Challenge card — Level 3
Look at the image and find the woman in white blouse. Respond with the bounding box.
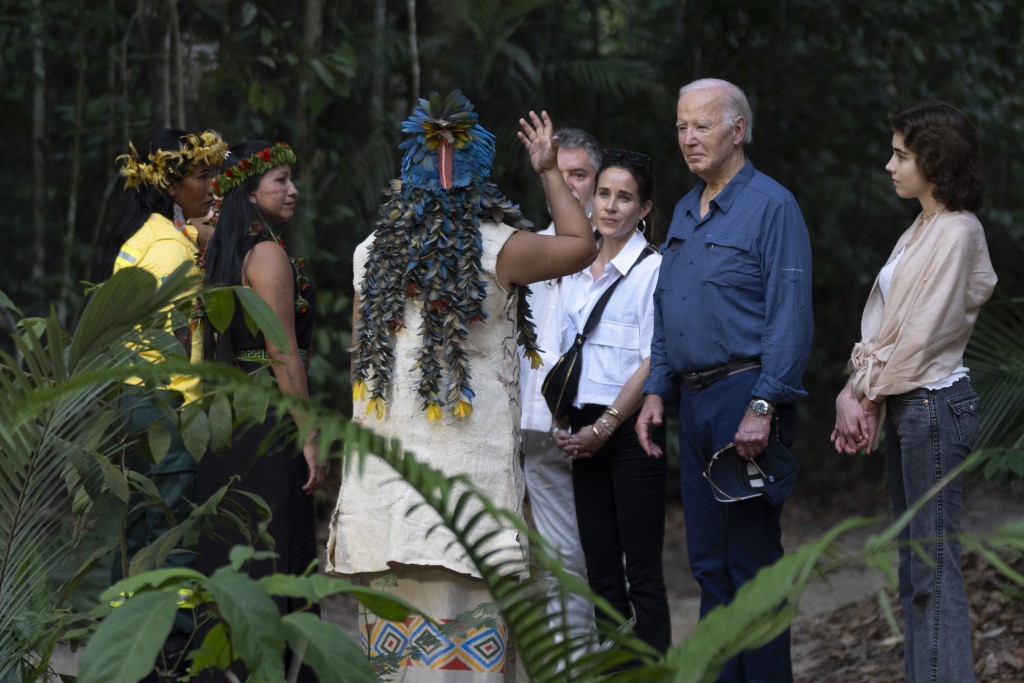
[832,101,996,683]
[551,148,670,653]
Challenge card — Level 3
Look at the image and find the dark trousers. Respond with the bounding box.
[677,371,794,683]
[571,404,671,652]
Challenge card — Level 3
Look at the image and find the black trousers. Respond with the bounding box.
[570,404,671,652]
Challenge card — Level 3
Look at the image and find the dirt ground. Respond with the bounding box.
[318,474,1024,681]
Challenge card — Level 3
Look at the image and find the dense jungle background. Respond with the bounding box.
[1,0,1023,495]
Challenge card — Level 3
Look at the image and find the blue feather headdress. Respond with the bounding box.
[351,91,539,421]
[399,90,496,191]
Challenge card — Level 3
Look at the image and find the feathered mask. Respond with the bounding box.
[399,90,496,191]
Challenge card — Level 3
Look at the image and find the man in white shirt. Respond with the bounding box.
[520,128,602,645]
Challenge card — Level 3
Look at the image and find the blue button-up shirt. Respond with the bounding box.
[644,160,813,404]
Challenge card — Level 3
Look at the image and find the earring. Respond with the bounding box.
[173,203,186,231]
[636,218,647,235]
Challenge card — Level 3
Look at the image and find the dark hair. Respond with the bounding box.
[596,148,657,238]
[889,101,983,212]
[92,128,195,281]
[202,139,284,362]
[554,127,602,174]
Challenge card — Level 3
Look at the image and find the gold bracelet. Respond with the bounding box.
[596,416,617,435]
[604,406,623,420]
[591,425,609,441]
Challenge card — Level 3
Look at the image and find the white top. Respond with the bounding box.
[879,244,967,390]
[520,224,566,432]
[327,221,527,579]
[559,230,661,408]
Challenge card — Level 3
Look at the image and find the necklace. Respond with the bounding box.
[250,222,311,313]
[173,204,206,269]
[919,207,941,223]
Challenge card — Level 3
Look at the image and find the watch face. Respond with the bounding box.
[751,399,772,415]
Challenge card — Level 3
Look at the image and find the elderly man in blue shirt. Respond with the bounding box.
[637,78,812,683]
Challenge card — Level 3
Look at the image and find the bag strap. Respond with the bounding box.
[579,246,655,338]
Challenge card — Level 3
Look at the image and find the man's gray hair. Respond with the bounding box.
[679,79,754,144]
[554,128,602,174]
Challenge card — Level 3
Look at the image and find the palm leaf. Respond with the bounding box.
[0,265,200,676]
[963,296,1024,478]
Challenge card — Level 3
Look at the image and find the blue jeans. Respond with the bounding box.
[885,377,978,683]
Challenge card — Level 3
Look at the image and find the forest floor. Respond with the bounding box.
[319,474,1024,682]
[781,476,1024,683]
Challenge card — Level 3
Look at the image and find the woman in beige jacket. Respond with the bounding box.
[832,101,996,683]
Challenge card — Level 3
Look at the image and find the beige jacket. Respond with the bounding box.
[848,210,996,404]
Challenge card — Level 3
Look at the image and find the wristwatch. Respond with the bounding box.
[749,398,775,416]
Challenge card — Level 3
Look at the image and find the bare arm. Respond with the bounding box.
[496,111,597,289]
[244,241,326,493]
[567,358,650,459]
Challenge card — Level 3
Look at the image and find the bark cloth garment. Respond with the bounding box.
[328,221,526,682]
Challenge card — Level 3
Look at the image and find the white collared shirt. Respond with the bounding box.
[559,230,661,408]
[520,225,568,431]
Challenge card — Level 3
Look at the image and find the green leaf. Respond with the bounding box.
[147,420,171,465]
[309,58,335,89]
[100,567,206,602]
[232,377,270,426]
[209,392,233,454]
[96,454,129,503]
[282,612,378,683]
[0,289,19,313]
[241,2,257,27]
[201,288,236,333]
[191,621,233,673]
[235,286,290,354]
[205,568,286,682]
[180,401,211,460]
[77,590,179,683]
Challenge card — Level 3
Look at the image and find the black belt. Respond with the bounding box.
[681,358,761,391]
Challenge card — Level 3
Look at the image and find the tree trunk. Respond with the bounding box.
[291,0,325,256]
[371,0,386,118]
[168,0,185,127]
[407,0,420,102]
[58,0,87,326]
[30,0,46,298]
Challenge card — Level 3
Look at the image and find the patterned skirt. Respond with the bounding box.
[360,565,515,682]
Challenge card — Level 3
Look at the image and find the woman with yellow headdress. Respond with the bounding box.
[93,127,227,676]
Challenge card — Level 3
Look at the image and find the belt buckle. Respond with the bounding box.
[684,364,727,391]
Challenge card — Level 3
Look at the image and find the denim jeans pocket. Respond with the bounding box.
[947,393,981,448]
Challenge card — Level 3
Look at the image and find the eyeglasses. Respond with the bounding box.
[602,148,651,171]
[702,441,768,502]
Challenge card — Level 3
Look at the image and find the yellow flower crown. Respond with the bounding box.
[116,130,228,190]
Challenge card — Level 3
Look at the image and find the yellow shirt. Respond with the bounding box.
[114,213,204,402]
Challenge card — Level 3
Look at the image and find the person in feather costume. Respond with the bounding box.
[327,91,596,681]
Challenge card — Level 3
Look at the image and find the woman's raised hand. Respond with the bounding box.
[517,110,559,175]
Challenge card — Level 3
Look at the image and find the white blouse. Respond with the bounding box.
[558,230,661,408]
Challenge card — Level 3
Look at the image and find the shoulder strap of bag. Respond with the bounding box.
[580,246,655,337]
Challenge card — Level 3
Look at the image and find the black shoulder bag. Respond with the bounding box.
[541,248,654,419]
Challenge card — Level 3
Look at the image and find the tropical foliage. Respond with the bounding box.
[2,0,1022,488]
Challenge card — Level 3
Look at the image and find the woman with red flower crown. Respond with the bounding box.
[195,140,327,682]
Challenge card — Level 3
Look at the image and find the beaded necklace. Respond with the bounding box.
[173,203,207,269]
[249,221,310,313]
